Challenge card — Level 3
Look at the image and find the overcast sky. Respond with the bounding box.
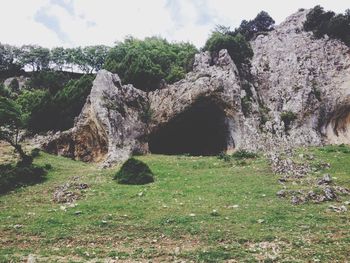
[0,0,349,48]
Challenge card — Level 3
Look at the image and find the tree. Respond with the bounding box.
[203,31,253,66]
[51,47,67,70]
[235,11,275,40]
[0,43,22,73]
[83,45,110,73]
[304,6,350,46]
[0,96,31,164]
[19,45,51,71]
[103,36,197,91]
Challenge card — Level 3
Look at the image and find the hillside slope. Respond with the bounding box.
[1,146,350,262]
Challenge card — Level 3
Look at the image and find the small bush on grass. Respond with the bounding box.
[31,148,41,158]
[0,163,47,194]
[115,158,154,185]
[218,150,258,163]
[232,150,258,160]
[218,152,232,162]
[319,144,350,154]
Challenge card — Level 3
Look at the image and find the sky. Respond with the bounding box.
[0,0,349,48]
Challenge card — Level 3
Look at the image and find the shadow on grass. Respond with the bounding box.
[0,162,48,195]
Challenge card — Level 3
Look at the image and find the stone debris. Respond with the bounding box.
[323,187,337,201]
[317,174,332,185]
[269,152,310,178]
[328,205,348,213]
[278,185,347,205]
[334,186,350,195]
[27,254,36,263]
[53,178,89,204]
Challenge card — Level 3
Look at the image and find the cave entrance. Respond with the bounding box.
[149,98,228,156]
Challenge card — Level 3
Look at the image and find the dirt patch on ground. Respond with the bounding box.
[0,229,203,262]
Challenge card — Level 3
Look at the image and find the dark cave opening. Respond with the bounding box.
[149,99,228,156]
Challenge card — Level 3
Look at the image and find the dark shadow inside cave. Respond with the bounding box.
[149,98,228,156]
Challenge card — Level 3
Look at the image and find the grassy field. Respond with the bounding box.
[0,146,349,262]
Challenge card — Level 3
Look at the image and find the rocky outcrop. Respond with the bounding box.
[250,10,350,149]
[44,72,149,165]
[44,49,244,166]
[3,76,28,92]
[43,9,350,166]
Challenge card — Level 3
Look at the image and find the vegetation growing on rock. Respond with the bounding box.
[203,11,275,68]
[280,111,297,131]
[304,5,350,46]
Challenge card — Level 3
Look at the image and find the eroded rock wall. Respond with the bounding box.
[43,9,350,166]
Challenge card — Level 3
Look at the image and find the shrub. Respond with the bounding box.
[232,150,258,159]
[241,96,252,116]
[218,150,258,162]
[280,111,297,131]
[44,163,53,170]
[0,163,47,194]
[115,158,155,185]
[0,83,12,98]
[31,148,41,158]
[217,152,232,162]
[203,32,253,67]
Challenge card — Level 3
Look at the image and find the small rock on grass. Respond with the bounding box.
[317,174,332,185]
[328,205,347,213]
[174,247,181,255]
[27,254,36,263]
[277,190,287,197]
[210,209,219,216]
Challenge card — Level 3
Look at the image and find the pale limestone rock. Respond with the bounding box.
[43,9,350,166]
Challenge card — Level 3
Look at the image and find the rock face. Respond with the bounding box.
[250,10,350,148]
[43,9,350,166]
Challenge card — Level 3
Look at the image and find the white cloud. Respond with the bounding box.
[0,0,349,48]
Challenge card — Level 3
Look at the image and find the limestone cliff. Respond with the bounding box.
[43,9,350,166]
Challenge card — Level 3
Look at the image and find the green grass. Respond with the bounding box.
[0,146,349,262]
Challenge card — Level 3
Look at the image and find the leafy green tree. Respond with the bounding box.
[0,84,12,98]
[16,89,52,132]
[304,6,350,46]
[52,75,94,129]
[83,45,110,73]
[304,5,335,38]
[203,31,253,66]
[26,71,76,94]
[0,43,22,73]
[16,75,93,132]
[19,45,51,71]
[0,96,31,163]
[104,36,197,91]
[51,47,67,70]
[235,11,275,40]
